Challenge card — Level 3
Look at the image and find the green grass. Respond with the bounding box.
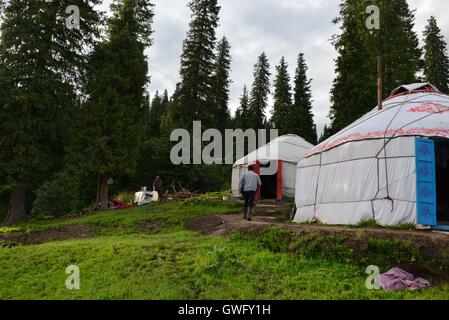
[0,201,240,235]
[0,201,449,300]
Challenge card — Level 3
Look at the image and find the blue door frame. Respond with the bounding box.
[415,138,438,227]
[415,138,449,231]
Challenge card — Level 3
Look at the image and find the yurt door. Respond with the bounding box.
[255,161,261,200]
[415,138,437,227]
[276,160,283,201]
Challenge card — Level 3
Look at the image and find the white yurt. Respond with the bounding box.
[232,134,314,201]
[294,83,449,230]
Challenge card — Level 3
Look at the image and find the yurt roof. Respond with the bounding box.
[234,134,314,167]
[307,83,449,157]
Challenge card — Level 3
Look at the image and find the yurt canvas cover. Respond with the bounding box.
[294,83,449,229]
[232,135,314,200]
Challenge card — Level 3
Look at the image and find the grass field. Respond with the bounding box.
[0,201,448,300]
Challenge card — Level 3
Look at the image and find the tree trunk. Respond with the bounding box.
[96,172,112,212]
[5,187,26,225]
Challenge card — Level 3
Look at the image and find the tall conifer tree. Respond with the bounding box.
[234,85,250,130]
[0,0,101,224]
[289,53,317,144]
[165,0,220,131]
[248,52,271,130]
[212,36,232,130]
[328,0,422,136]
[271,57,292,134]
[68,0,154,211]
[423,16,449,93]
[149,91,167,136]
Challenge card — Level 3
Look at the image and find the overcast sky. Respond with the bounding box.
[102,0,449,134]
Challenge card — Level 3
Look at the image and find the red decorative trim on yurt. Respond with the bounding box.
[408,103,449,114]
[306,127,449,157]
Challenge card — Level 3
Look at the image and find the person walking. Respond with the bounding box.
[238,165,262,221]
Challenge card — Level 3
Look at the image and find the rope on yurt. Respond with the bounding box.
[376,93,449,155]
[376,91,412,212]
[312,150,324,214]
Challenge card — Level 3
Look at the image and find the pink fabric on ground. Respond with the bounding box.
[379,267,431,291]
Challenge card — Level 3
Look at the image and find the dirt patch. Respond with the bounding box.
[137,220,169,233]
[399,264,449,286]
[185,215,227,236]
[0,224,94,246]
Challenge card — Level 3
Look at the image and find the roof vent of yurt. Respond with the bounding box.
[388,83,440,99]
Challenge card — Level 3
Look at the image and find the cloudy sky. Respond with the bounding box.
[103,0,449,134]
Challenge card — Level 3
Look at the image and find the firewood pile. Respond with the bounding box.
[167,182,199,200]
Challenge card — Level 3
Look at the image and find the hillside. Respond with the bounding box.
[0,200,449,300]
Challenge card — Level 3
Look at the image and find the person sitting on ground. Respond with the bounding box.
[238,165,262,221]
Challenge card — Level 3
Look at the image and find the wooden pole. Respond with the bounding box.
[377,56,383,111]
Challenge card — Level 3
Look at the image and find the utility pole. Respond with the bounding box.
[377,56,383,111]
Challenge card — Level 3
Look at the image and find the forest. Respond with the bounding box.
[0,0,448,226]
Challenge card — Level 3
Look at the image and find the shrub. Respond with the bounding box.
[33,170,96,216]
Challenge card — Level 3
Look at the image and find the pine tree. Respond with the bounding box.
[149,91,164,136]
[0,0,102,224]
[165,0,220,131]
[328,0,422,135]
[271,57,292,134]
[234,85,250,130]
[423,16,449,94]
[212,36,232,130]
[376,0,422,94]
[68,0,154,211]
[149,89,169,136]
[320,124,332,142]
[248,52,271,130]
[162,89,169,109]
[289,53,317,144]
[328,0,376,135]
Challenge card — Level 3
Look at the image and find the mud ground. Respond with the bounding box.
[0,224,94,245]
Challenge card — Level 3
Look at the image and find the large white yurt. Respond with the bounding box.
[232,134,314,201]
[294,83,449,230]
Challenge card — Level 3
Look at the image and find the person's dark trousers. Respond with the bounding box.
[243,191,256,220]
[155,189,162,202]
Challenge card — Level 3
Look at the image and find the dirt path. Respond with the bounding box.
[186,213,449,241]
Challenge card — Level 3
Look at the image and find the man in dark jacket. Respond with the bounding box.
[238,165,262,221]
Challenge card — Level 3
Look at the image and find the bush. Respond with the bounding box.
[33,170,96,216]
[115,192,135,204]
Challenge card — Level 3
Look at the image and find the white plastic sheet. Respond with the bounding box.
[134,191,157,206]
